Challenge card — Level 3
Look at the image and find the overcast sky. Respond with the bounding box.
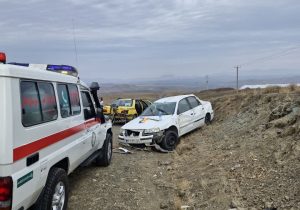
[1,0,300,82]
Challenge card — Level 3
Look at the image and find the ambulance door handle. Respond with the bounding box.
[87,125,98,133]
[27,153,39,167]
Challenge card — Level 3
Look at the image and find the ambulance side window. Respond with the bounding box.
[38,82,58,122]
[21,81,58,127]
[57,84,81,118]
[68,84,81,115]
[81,91,96,120]
[21,81,43,126]
[57,84,71,118]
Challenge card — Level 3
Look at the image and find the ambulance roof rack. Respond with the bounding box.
[7,62,29,67]
[1,52,79,77]
[7,63,79,77]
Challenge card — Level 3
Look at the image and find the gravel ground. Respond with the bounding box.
[68,126,176,210]
[68,90,300,210]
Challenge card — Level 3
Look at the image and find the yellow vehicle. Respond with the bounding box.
[103,98,151,124]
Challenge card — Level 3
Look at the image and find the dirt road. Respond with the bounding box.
[68,126,177,210]
[68,89,300,210]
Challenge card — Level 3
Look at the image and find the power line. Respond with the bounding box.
[233,44,300,91]
[240,45,300,67]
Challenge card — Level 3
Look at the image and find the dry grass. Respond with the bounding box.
[261,85,300,94]
[288,84,297,92]
[102,91,194,104]
[262,86,281,94]
[101,85,300,105]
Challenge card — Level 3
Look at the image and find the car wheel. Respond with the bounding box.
[95,133,113,167]
[35,168,69,210]
[205,113,211,125]
[160,130,178,151]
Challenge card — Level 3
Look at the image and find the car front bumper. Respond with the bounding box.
[118,135,153,145]
[118,131,165,145]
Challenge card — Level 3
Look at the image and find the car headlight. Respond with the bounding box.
[144,127,160,134]
[119,129,125,136]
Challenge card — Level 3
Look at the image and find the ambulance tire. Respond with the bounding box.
[95,133,113,167]
[35,167,69,210]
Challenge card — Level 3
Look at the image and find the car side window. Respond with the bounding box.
[81,91,96,120]
[21,81,58,127]
[177,98,192,115]
[187,96,201,109]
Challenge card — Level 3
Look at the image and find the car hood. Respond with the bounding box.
[122,115,174,130]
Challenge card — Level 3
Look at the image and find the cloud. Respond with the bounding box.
[1,0,300,80]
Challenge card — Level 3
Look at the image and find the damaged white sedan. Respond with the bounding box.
[118,94,214,151]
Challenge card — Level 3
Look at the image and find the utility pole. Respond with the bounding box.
[235,66,240,92]
[206,75,208,90]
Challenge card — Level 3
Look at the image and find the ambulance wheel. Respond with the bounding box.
[95,133,113,167]
[36,167,69,210]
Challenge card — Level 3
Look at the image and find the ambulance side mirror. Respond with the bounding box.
[96,108,105,123]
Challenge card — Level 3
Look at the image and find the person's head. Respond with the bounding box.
[100,97,103,101]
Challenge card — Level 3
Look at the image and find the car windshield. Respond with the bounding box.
[112,99,133,107]
[141,102,176,116]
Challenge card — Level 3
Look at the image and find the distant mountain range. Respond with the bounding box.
[82,73,300,93]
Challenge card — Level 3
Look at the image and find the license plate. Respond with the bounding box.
[125,138,140,143]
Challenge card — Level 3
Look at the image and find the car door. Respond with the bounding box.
[80,91,101,157]
[187,96,206,129]
[177,98,194,136]
[135,100,143,115]
[140,100,149,112]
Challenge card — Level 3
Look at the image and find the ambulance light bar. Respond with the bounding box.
[46,65,78,77]
[1,52,78,77]
[0,52,6,64]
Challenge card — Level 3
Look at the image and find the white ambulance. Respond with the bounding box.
[0,53,113,210]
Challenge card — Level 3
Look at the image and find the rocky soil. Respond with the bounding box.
[68,89,300,210]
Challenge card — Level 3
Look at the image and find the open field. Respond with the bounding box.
[68,87,300,210]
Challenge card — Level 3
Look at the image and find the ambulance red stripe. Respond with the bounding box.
[13,119,99,162]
